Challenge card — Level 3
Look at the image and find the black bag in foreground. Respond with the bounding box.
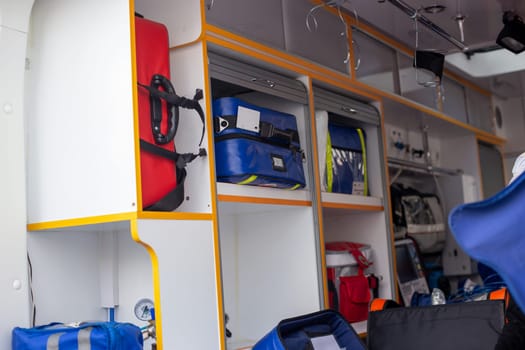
[367,299,505,350]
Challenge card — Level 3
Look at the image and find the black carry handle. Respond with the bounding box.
[146,74,179,145]
[139,74,206,146]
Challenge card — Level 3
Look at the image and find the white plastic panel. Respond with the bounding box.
[137,219,220,349]
[169,43,213,213]
[26,0,137,223]
[134,0,202,47]
[0,15,31,348]
[219,206,321,345]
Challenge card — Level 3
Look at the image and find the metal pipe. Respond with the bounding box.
[386,0,468,51]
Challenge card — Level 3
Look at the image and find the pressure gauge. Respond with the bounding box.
[134,298,154,321]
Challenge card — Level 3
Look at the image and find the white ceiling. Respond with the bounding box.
[341,0,525,98]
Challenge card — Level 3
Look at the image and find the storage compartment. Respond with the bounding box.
[353,29,398,93]
[27,224,156,349]
[205,0,285,49]
[218,203,321,347]
[313,85,385,203]
[322,210,395,334]
[209,51,313,199]
[213,97,306,189]
[282,0,350,73]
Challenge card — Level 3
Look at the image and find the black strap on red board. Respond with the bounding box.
[138,73,207,211]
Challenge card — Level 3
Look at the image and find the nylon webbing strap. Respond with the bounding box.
[46,332,65,350]
[139,139,206,169]
[214,115,300,145]
[139,82,205,146]
[145,167,187,212]
[78,327,93,350]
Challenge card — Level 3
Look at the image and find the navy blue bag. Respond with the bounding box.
[12,321,143,350]
[252,310,366,350]
[213,97,306,189]
[326,122,367,195]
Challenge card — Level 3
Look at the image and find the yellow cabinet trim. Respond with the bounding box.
[27,212,137,232]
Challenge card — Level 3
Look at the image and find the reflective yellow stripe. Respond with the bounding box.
[357,128,368,196]
[288,184,301,190]
[237,175,258,185]
[326,132,333,193]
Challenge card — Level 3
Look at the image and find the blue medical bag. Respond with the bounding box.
[213,97,306,189]
[326,122,367,195]
[12,321,143,350]
[252,309,366,350]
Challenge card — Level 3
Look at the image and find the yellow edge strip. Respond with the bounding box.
[27,212,137,232]
[350,80,506,145]
[129,1,143,212]
[205,28,503,147]
[201,34,227,350]
[129,219,164,350]
[347,13,491,97]
[476,132,507,146]
[137,211,213,221]
[217,195,312,207]
[305,78,330,309]
[204,29,380,103]
[377,100,402,303]
[205,24,346,81]
[321,202,384,211]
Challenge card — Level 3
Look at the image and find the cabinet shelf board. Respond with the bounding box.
[321,192,384,212]
[217,182,311,205]
[27,213,135,233]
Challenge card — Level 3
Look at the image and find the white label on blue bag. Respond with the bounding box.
[237,106,260,133]
[310,334,344,350]
[352,181,365,195]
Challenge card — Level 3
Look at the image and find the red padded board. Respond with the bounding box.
[135,16,177,209]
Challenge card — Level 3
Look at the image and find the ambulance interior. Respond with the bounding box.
[3,0,525,349]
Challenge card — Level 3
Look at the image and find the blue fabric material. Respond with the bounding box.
[12,322,143,350]
[213,97,305,189]
[252,310,366,350]
[327,123,365,195]
[449,170,525,314]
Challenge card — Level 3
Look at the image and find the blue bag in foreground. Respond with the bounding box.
[252,309,365,350]
[12,321,143,350]
[213,97,306,189]
[449,169,525,315]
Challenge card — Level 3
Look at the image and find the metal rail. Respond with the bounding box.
[387,0,468,51]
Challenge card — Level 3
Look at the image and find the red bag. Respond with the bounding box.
[339,274,371,323]
[135,15,205,211]
[326,241,373,323]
